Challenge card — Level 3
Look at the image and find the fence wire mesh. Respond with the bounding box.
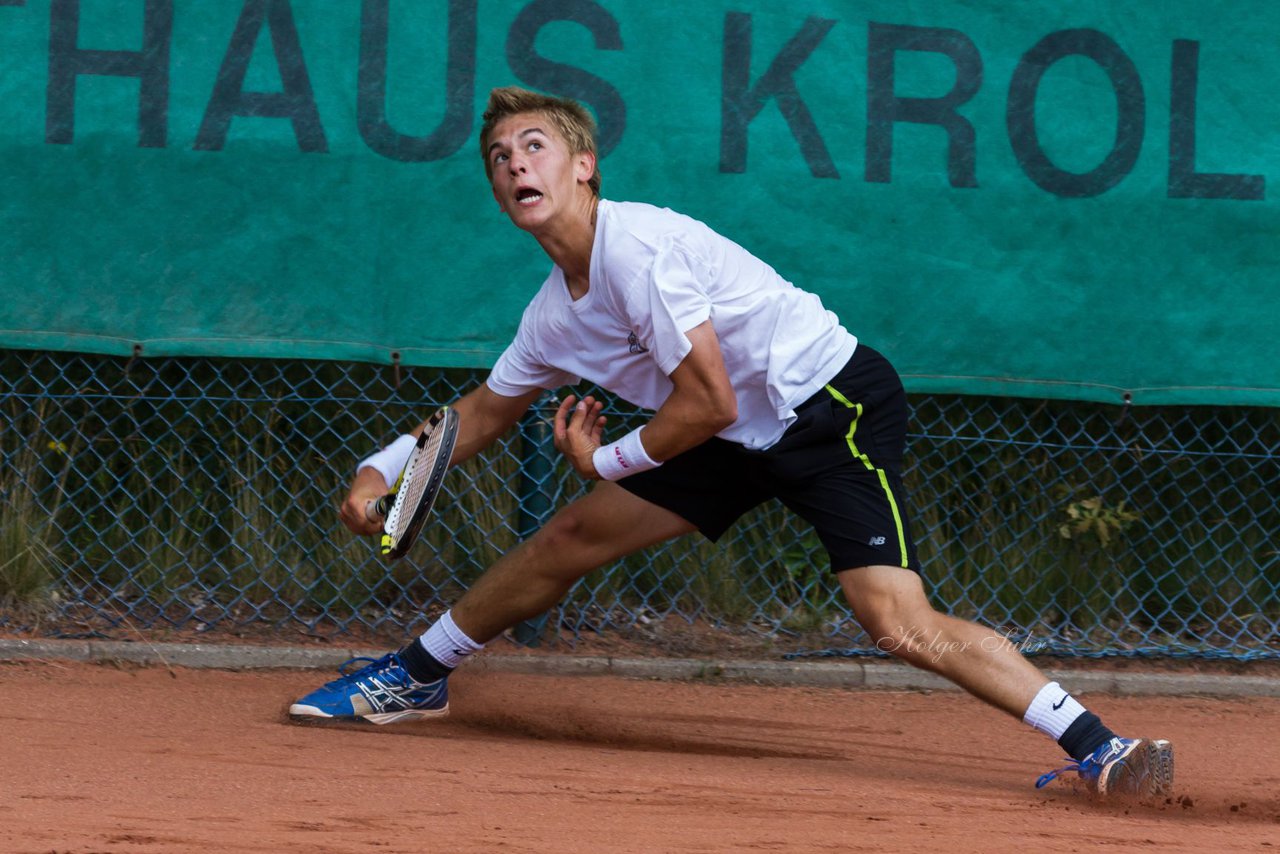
[2,348,1278,659]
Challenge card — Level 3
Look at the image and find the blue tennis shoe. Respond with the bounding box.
[289,652,449,725]
[1036,736,1174,798]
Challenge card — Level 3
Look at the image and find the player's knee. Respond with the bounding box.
[841,566,936,652]
[536,512,585,550]
[526,504,600,563]
[855,600,940,660]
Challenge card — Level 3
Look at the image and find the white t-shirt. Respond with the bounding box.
[486,200,857,450]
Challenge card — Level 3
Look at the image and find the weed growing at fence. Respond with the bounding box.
[0,400,74,608]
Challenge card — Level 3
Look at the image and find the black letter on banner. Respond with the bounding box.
[46,0,173,146]
[1168,40,1263,201]
[195,0,327,152]
[358,0,476,162]
[507,0,625,156]
[865,23,981,187]
[1007,29,1144,198]
[721,12,837,177]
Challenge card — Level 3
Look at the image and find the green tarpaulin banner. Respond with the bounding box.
[2,1,1276,405]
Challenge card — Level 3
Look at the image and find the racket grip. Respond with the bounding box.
[365,494,393,523]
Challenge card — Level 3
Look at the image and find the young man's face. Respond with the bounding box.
[487,111,595,232]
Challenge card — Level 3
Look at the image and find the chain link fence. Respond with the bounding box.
[2,348,1278,660]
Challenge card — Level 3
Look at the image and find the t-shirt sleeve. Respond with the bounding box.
[486,308,579,397]
[626,240,713,376]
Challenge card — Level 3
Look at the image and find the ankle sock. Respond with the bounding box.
[399,610,485,682]
[398,637,452,682]
[1058,712,1118,763]
[1022,681,1117,762]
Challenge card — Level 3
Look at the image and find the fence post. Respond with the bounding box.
[509,393,558,646]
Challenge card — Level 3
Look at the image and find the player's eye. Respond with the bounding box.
[492,151,508,164]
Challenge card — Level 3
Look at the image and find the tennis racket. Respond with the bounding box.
[364,406,460,560]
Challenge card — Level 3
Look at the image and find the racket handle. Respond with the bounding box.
[365,494,393,523]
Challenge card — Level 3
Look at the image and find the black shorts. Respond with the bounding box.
[618,345,920,573]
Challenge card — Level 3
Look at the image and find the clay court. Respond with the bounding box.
[3,658,1277,853]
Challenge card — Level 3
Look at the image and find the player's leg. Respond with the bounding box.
[449,482,696,641]
[839,564,1174,797]
[289,483,694,725]
[837,564,1045,715]
[781,346,1172,797]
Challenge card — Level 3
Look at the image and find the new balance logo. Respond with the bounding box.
[868,536,886,546]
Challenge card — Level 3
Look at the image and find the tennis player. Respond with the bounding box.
[290,87,1173,799]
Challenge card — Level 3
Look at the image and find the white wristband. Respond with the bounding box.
[357,433,417,490]
[592,427,662,481]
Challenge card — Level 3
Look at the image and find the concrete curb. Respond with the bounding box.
[2,638,1278,698]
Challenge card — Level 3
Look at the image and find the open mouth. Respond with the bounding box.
[516,188,544,206]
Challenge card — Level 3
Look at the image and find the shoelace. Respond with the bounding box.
[1036,739,1127,788]
[1035,758,1085,788]
[319,653,398,689]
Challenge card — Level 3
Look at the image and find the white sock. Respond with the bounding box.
[418,610,485,670]
[1022,681,1087,741]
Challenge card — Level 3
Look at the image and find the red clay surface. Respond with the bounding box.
[2,659,1278,853]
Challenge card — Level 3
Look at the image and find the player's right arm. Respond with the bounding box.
[445,383,544,467]
[338,382,543,536]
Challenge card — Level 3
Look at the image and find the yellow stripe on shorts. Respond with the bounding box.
[824,384,909,568]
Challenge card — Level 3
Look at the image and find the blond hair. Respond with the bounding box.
[479,86,601,196]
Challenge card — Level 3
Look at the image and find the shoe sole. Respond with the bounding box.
[1152,739,1175,795]
[287,704,450,726]
[1097,738,1174,799]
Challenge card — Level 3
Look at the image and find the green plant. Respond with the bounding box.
[1058,495,1140,547]
[0,402,76,607]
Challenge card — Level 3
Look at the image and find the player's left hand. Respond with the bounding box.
[553,394,607,478]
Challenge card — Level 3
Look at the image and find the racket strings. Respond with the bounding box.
[385,449,426,539]
[398,460,431,512]
[386,427,446,540]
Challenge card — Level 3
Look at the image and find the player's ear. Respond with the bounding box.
[575,150,596,187]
